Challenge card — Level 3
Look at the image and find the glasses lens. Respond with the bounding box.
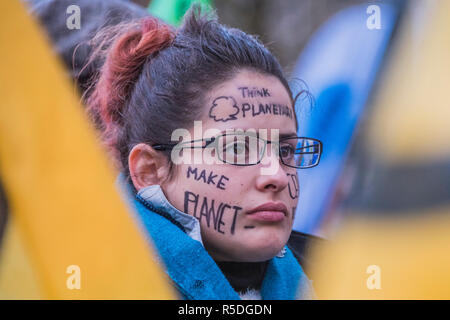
[217,133,264,165]
[280,138,321,168]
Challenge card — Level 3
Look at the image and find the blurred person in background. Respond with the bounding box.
[27,0,149,94]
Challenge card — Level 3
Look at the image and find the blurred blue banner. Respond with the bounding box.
[291,3,400,236]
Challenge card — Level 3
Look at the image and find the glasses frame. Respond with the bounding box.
[152,132,323,169]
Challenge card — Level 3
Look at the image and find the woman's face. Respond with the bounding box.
[162,69,299,262]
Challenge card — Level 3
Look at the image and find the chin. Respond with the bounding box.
[235,231,288,262]
[235,246,282,262]
[206,226,291,262]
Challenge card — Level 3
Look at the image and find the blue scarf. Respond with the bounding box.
[120,178,313,300]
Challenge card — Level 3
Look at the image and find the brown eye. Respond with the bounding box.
[280,144,295,159]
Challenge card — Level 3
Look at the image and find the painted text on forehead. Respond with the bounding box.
[208,86,294,124]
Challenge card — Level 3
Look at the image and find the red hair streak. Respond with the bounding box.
[87,18,175,161]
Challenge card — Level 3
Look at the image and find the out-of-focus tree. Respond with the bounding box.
[214,0,368,72]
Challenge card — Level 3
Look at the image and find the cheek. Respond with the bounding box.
[168,165,246,233]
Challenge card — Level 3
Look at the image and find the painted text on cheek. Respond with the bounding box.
[184,191,242,235]
[287,173,299,200]
[186,166,229,190]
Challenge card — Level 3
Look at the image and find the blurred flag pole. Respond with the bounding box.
[291,2,403,236]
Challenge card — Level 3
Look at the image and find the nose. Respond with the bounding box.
[255,143,289,192]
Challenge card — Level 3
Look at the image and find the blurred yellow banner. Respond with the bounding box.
[311,211,450,299]
[0,0,174,299]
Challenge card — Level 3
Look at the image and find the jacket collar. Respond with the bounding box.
[133,195,241,299]
[137,185,203,245]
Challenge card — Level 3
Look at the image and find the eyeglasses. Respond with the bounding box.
[152,132,322,169]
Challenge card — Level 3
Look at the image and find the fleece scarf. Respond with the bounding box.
[127,188,313,300]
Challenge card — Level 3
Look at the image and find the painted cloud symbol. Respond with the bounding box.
[209,96,239,122]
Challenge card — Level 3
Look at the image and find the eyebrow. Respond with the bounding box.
[280,132,298,139]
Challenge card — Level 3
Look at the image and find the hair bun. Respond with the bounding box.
[134,17,175,64]
[87,17,174,160]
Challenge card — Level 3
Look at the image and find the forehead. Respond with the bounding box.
[202,70,297,136]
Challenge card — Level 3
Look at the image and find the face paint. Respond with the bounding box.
[209,96,239,122]
[238,86,271,98]
[209,85,292,123]
[183,191,242,235]
[241,102,293,119]
[287,173,299,200]
[186,166,229,190]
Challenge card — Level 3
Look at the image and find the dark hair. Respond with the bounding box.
[87,6,294,181]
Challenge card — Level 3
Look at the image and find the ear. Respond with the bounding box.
[128,143,171,191]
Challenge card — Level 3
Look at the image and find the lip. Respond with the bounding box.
[246,202,288,222]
